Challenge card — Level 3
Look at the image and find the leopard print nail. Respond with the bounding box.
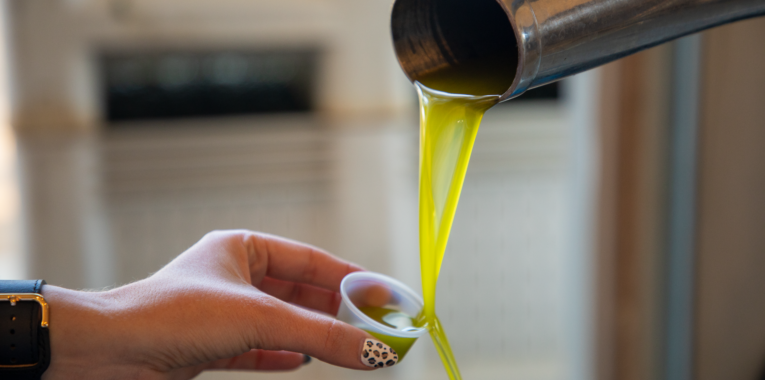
[361,339,398,368]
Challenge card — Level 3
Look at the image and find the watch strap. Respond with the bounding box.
[0,280,50,379]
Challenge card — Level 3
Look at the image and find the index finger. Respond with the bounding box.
[244,232,364,291]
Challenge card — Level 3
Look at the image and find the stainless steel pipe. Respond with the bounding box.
[391,0,765,100]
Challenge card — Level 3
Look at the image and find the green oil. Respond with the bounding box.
[359,306,419,359]
[414,59,510,379]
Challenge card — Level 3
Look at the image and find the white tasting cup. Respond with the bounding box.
[337,271,428,359]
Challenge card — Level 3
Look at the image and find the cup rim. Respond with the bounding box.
[340,271,428,338]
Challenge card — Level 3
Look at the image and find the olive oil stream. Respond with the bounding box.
[359,58,511,377]
[414,59,511,379]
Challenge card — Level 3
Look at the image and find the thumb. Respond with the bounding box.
[257,301,400,370]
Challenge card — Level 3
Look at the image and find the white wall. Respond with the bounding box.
[0,0,23,279]
[8,0,413,132]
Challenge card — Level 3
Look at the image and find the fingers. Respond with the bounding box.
[257,301,378,370]
[347,282,393,308]
[243,232,364,291]
[258,276,343,315]
[206,349,306,371]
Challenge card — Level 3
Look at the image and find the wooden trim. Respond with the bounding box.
[694,17,765,380]
[595,44,674,380]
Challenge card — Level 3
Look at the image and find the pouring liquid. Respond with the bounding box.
[414,57,512,379]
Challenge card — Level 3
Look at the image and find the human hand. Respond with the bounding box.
[40,230,394,379]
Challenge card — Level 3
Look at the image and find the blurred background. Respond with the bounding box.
[0,1,763,380]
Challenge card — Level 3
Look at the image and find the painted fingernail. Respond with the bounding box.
[302,355,312,365]
[361,339,398,368]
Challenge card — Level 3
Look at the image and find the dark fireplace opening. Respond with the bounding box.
[101,49,319,124]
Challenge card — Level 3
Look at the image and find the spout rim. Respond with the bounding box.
[390,0,539,99]
[499,0,541,101]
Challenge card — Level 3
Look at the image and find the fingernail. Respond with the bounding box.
[302,355,312,365]
[361,339,398,368]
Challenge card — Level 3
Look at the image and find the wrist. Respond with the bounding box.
[39,286,125,380]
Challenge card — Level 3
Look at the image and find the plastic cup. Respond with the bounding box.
[337,272,428,360]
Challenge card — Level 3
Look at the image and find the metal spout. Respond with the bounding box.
[391,0,765,100]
